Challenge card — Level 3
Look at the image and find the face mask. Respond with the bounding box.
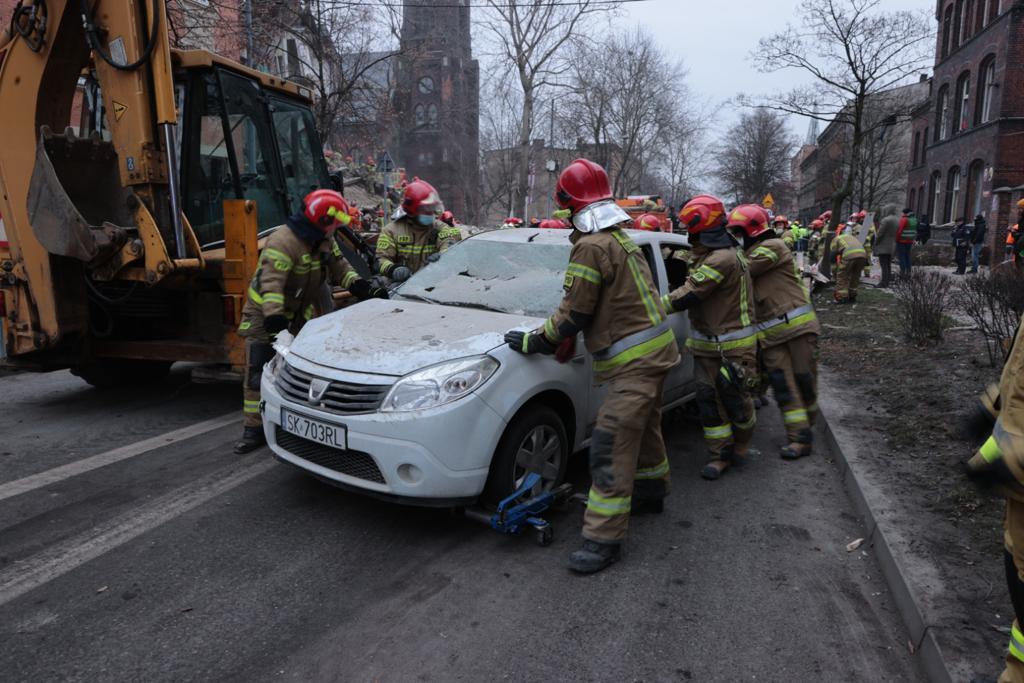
[416,214,434,226]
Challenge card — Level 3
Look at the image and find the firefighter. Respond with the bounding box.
[964,312,1024,683]
[501,217,524,229]
[832,229,868,303]
[440,210,457,228]
[664,195,758,480]
[504,159,679,574]
[807,219,825,265]
[633,213,661,231]
[729,205,821,459]
[376,179,462,281]
[234,190,387,453]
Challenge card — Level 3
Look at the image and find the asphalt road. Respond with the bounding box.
[0,367,922,682]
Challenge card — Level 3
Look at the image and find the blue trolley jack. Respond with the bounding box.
[465,472,575,546]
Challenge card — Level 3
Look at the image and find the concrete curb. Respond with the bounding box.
[817,375,954,683]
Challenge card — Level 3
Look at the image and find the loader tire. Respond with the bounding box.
[71,359,173,389]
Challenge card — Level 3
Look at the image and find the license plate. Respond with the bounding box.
[281,408,347,449]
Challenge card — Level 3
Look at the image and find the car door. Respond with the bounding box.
[647,237,694,404]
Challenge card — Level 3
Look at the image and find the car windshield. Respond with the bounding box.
[396,238,571,317]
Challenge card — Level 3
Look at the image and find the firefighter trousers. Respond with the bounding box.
[1000,497,1024,682]
[694,354,757,462]
[582,372,671,544]
[835,257,867,301]
[762,333,819,448]
[242,337,274,428]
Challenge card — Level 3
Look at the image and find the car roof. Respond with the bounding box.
[468,228,689,247]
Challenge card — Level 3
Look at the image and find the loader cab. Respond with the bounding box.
[177,63,331,249]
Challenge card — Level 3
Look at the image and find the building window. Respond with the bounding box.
[937,86,950,140]
[986,0,1000,25]
[922,128,929,162]
[909,187,917,213]
[912,132,920,166]
[953,0,965,47]
[417,152,434,166]
[942,5,953,58]
[968,160,985,217]
[964,0,976,39]
[427,104,438,127]
[948,166,962,222]
[955,72,970,132]
[286,39,301,78]
[974,0,985,33]
[918,184,927,217]
[931,172,943,222]
[414,104,426,127]
[979,57,997,123]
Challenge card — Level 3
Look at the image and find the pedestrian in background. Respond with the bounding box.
[917,214,932,245]
[952,220,970,275]
[970,213,987,274]
[874,204,898,288]
[895,208,917,278]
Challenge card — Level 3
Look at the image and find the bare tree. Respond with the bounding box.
[749,0,932,275]
[478,76,523,221]
[478,0,619,215]
[714,109,796,206]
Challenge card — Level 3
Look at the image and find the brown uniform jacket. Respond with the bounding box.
[239,226,357,339]
[982,319,1024,501]
[664,243,757,358]
[745,237,820,348]
[376,216,462,275]
[541,225,679,382]
[833,233,867,263]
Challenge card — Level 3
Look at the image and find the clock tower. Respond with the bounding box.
[395,0,480,223]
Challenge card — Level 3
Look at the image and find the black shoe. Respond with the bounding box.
[568,540,621,574]
[701,459,730,480]
[631,497,664,515]
[234,426,266,454]
[780,444,811,460]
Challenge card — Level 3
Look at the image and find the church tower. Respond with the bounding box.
[396,0,480,222]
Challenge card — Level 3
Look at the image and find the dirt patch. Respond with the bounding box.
[814,283,1009,677]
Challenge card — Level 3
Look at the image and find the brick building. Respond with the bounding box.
[907,0,1024,252]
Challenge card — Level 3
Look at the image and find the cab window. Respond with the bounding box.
[270,97,329,214]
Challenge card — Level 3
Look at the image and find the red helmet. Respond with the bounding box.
[820,210,833,221]
[772,214,788,227]
[633,213,660,231]
[367,156,376,164]
[440,210,456,227]
[401,178,443,217]
[345,155,353,163]
[303,189,352,234]
[811,219,824,230]
[679,195,726,234]
[836,223,847,235]
[555,159,613,213]
[504,217,524,226]
[726,204,771,238]
[539,219,567,229]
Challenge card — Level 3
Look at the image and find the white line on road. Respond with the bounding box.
[0,455,275,608]
[0,413,238,503]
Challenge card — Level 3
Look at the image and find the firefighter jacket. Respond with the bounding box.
[376,216,462,275]
[664,242,757,358]
[539,225,679,383]
[781,229,797,250]
[745,237,820,348]
[833,233,866,264]
[239,220,358,339]
[974,318,1024,502]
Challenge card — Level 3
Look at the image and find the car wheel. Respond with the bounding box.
[483,404,568,505]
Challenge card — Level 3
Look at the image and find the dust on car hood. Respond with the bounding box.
[288,298,541,376]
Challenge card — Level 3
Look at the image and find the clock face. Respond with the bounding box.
[418,77,435,94]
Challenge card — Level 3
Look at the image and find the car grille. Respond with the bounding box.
[275,428,385,484]
[276,361,390,414]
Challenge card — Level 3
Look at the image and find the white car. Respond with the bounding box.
[260,228,695,506]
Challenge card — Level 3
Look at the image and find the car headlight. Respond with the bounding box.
[269,330,294,379]
[381,356,499,412]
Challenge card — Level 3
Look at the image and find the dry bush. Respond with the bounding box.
[958,266,1024,366]
[893,270,955,343]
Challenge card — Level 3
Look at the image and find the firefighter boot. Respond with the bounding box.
[780,443,812,459]
[234,426,266,454]
[701,459,731,481]
[568,539,621,574]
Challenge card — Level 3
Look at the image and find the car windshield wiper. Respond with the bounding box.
[396,292,442,305]
[436,300,507,314]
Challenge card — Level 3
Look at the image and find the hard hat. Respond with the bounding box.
[401,178,444,217]
[811,219,824,230]
[821,210,833,220]
[345,155,353,163]
[726,204,771,238]
[1017,199,1024,210]
[367,156,376,164]
[772,214,788,226]
[554,159,613,213]
[440,210,456,227]
[504,216,523,226]
[678,195,726,234]
[539,219,568,229]
[302,189,352,234]
[633,213,661,231]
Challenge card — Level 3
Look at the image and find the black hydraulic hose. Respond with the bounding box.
[80,0,160,71]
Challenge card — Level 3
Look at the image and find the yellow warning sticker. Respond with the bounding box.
[112,101,128,122]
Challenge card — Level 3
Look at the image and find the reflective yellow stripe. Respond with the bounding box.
[611,229,640,254]
[341,270,358,288]
[331,241,342,257]
[759,311,818,339]
[544,317,559,343]
[566,262,602,285]
[248,287,264,304]
[686,334,758,353]
[662,293,673,311]
[980,436,1003,464]
[304,304,315,320]
[842,248,866,260]
[376,234,396,249]
[626,255,662,327]
[592,328,675,373]
[783,408,808,425]
[1011,623,1024,663]
[243,400,260,414]
[703,424,733,440]
[739,267,752,327]
[263,248,293,272]
[378,258,395,271]
[735,415,756,431]
[586,490,631,517]
[238,321,251,330]
[751,246,779,262]
[263,292,285,304]
[635,457,670,480]
[696,265,724,283]
[438,228,461,240]
[294,261,322,274]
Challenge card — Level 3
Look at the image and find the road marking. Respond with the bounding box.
[0,455,274,608]
[0,413,238,503]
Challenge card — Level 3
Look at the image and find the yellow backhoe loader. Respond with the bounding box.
[0,0,335,386]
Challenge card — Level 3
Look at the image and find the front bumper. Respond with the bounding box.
[261,365,501,502]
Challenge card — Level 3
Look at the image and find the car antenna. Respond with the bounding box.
[527,232,539,242]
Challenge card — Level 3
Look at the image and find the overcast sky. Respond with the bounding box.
[623,0,935,138]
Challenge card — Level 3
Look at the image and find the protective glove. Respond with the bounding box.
[504,330,557,355]
[264,314,289,335]
[348,278,387,301]
[425,253,441,264]
[391,266,412,282]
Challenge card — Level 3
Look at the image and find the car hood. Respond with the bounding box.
[288,298,542,376]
